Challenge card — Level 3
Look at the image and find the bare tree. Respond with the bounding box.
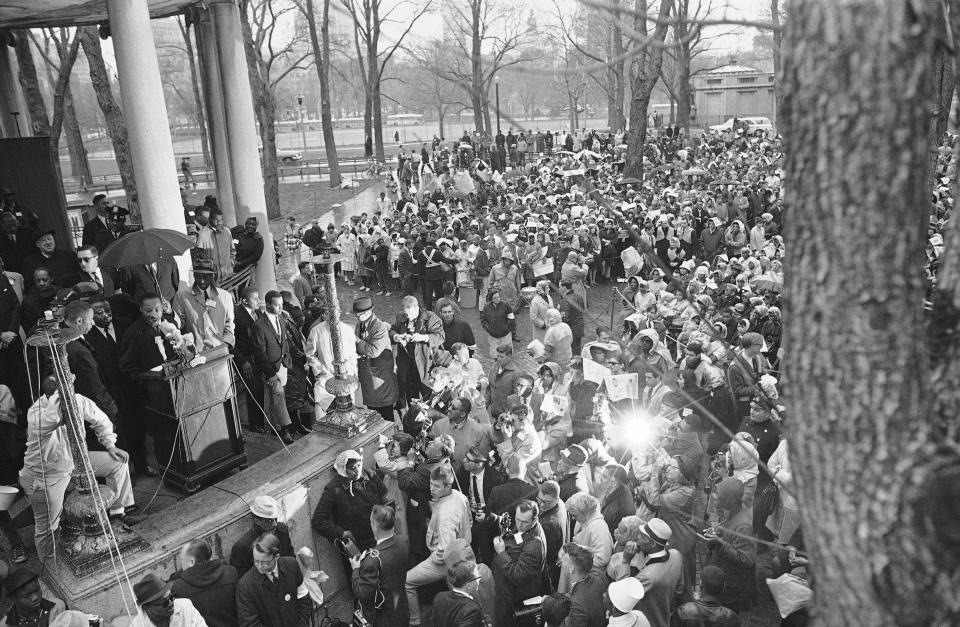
[340,0,432,161]
[12,31,51,137]
[78,27,137,207]
[29,29,89,186]
[241,0,312,220]
[409,40,470,140]
[623,0,673,179]
[441,0,532,134]
[303,0,342,187]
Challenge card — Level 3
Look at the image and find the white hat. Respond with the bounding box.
[640,517,672,546]
[250,495,280,519]
[607,578,645,612]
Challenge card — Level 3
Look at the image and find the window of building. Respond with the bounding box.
[737,77,756,84]
[706,78,722,85]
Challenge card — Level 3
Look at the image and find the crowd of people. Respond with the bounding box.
[1,115,911,625]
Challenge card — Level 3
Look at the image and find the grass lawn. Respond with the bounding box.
[273,178,375,226]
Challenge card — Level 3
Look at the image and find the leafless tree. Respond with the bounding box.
[241,0,312,219]
[302,0,342,187]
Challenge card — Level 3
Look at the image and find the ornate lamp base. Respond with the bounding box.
[56,488,149,577]
[315,375,381,438]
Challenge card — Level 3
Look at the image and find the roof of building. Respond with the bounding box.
[0,0,197,29]
[700,64,765,75]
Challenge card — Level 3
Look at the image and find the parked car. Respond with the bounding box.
[257,145,303,162]
[708,116,776,137]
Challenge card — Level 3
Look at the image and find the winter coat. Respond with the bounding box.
[170,560,239,627]
[311,471,389,551]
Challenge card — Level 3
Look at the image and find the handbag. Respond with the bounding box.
[754,480,780,519]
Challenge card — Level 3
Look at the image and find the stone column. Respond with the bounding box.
[211,0,277,292]
[195,9,237,226]
[106,0,190,278]
[0,39,27,138]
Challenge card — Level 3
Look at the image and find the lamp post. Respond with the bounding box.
[494,76,501,134]
[297,93,307,154]
[310,251,380,437]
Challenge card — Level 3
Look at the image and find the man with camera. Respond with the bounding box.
[492,499,548,627]
[350,504,409,627]
[492,403,543,484]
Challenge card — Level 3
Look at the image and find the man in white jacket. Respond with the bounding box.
[404,464,472,626]
[20,374,138,561]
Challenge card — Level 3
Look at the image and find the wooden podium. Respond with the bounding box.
[142,345,247,493]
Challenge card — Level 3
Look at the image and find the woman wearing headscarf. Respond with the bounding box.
[542,309,573,367]
[724,220,747,256]
[531,361,571,462]
[561,250,590,308]
[606,515,645,581]
[488,254,521,309]
[336,225,358,285]
[561,492,613,592]
[529,280,554,344]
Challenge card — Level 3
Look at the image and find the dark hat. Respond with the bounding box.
[107,205,130,218]
[193,259,216,275]
[133,573,171,606]
[560,443,588,466]
[72,282,103,301]
[3,567,39,594]
[52,288,78,306]
[352,296,373,313]
[31,228,55,242]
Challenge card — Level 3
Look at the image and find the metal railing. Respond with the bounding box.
[61,156,381,195]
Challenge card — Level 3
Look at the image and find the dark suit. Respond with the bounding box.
[119,316,177,463]
[65,334,118,423]
[235,556,308,627]
[458,466,503,565]
[251,312,292,428]
[0,227,33,273]
[352,534,410,627]
[85,319,147,468]
[64,269,116,297]
[429,591,485,627]
[0,271,28,411]
[234,305,264,429]
[92,225,132,254]
[125,260,180,302]
[82,215,109,247]
[564,572,608,627]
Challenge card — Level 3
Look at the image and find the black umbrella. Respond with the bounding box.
[99,228,194,268]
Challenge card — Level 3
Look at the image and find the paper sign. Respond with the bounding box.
[583,359,612,384]
[538,461,554,478]
[530,258,554,277]
[540,394,569,415]
[605,373,639,401]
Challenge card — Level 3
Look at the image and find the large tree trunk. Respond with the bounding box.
[676,34,692,131]
[79,27,136,205]
[470,0,485,132]
[62,83,92,185]
[13,32,50,135]
[623,0,672,179]
[926,46,954,194]
[437,108,445,140]
[771,0,784,122]
[781,1,960,624]
[182,18,211,167]
[611,0,625,131]
[305,0,341,187]
[47,36,80,183]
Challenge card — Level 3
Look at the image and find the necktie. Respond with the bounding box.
[266,572,275,583]
[93,271,103,288]
[107,325,116,344]
[472,474,482,507]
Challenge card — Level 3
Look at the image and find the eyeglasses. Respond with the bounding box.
[254,556,278,566]
[605,361,622,367]
[77,256,96,263]
[145,594,174,607]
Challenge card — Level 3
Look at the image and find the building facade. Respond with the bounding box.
[692,64,777,128]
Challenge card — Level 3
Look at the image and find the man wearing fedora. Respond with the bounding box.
[22,228,78,291]
[0,567,65,626]
[229,495,295,577]
[352,296,399,423]
[620,517,684,627]
[172,259,235,349]
[130,572,206,627]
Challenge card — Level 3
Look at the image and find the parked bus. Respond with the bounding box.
[387,113,424,126]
